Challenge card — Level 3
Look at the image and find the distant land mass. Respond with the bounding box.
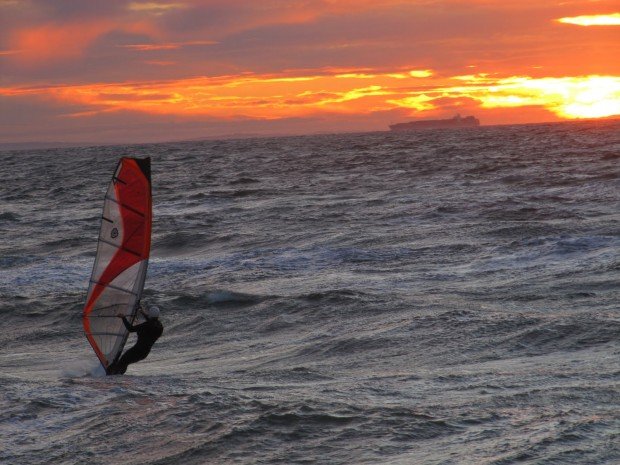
[389,114,480,131]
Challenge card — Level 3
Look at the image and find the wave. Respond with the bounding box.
[481,206,581,222]
[242,366,333,383]
[231,189,265,198]
[40,236,91,252]
[0,255,38,269]
[244,403,462,444]
[0,212,20,222]
[500,317,620,355]
[499,174,528,184]
[207,188,267,198]
[206,290,265,305]
[258,409,356,428]
[298,289,369,303]
[186,192,208,200]
[295,335,393,358]
[229,177,260,185]
[144,398,463,463]
[170,290,267,307]
[153,231,210,255]
[60,359,106,378]
[507,235,617,259]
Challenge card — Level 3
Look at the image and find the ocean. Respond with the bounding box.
[0,120,619,465]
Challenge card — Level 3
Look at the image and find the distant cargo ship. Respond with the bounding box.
[389,114,480,131]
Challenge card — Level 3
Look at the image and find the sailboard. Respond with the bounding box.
[83,157,152,374]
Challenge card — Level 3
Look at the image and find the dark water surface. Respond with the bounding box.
[1,121,619,464]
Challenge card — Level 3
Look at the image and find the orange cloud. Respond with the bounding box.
[10,21,114,63]
[127,2,188,14]
[409,70,434,78]
[1,68,618,122]
[557,13,620,26]
[8,19,159,64]
[143,60,177,66]
[387,94,435,111]
[121,40,217,51]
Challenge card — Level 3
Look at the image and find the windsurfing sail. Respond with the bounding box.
[83,157,152,374]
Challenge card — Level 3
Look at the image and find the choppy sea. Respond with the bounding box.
[1,120,619,465]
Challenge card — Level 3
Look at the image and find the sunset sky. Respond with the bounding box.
[1,0,619,143]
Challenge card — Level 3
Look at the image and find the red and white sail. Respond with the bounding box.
[83,157,152,373]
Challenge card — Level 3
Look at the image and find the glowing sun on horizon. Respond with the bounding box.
[473,75,620,119]
[557,13,620,26]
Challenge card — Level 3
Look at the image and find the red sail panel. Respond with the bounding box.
[83,157,152,372]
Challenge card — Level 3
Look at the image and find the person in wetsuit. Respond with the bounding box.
[108,304,163,375]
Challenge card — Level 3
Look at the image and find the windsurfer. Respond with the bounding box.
[108,303,164,375]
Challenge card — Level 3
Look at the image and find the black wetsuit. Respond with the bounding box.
[108,317,163,375]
